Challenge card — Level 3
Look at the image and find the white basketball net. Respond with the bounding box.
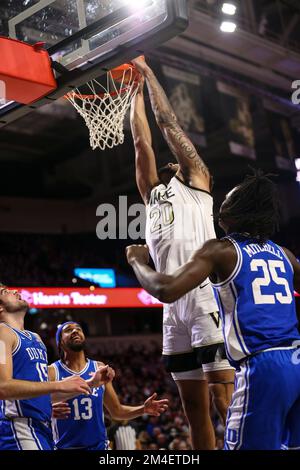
[66,67,139,151]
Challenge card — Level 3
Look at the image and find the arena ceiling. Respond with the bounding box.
[0,0,299,200]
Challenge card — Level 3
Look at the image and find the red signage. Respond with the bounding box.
[18,287,163,309]
[14,287,300,309]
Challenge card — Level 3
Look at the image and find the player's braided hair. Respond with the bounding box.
[219,168,280,243]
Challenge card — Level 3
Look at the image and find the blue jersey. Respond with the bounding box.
[52,359,108,450]
[0,324,51,422]
[213,234,300,368]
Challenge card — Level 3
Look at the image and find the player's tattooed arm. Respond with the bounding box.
[146,70,210,179]
[132,57,210,188]
[130,77,159,204]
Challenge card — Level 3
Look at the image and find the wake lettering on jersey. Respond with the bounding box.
[146,176,220,331]
[243,243,283,260]
[149,186,175,205]
[146,178,217,258]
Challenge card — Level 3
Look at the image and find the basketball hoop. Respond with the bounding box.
[65,63,140,151]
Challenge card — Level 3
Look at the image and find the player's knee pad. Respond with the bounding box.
[195,343,233,373]
[162,350,199,373]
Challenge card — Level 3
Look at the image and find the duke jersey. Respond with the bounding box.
[0,324,51,422]
[52,359,108,450]
[213,234,300,368]
[145,176,218,316]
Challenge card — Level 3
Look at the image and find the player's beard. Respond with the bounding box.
[68,339,86,352]
[5,299,29,313]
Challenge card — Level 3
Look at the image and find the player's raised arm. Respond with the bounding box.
[130,77,159,204]
[126,240,220,303]
[132,57,210,191]
[103,382,168,420]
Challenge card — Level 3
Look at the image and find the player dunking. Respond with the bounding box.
[126,171,300,450]
[0,285,103,450]
[130,57,234,450]
[50,322,169,450]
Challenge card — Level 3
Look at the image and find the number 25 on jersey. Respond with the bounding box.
[251,259,293,305]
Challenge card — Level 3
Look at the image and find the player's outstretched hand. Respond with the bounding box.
[58,375,91,396]
[143,393,169,417]
[87,365,115,388]
[126,244,149,265]
[131,56,148,75]
[52,402,71,420]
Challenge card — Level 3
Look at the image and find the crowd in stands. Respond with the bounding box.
[0,224,299,288]
[91,343,224,450]
[0,233,134,287]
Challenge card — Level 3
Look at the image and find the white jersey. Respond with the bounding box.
[145,176,219,318]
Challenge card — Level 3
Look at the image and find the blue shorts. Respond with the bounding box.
[86,440,110,451]
[0,418,54,450]
[56,440,110,451]
[225,348,300,450]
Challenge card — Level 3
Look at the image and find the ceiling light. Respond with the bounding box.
[220,21,237,33]
[222,3,237,16]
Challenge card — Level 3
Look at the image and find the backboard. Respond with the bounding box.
[0,0,188,126]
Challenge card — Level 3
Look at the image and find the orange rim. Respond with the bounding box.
[65,86,131,100]
[110,62,136,79]
[64,63,140,100]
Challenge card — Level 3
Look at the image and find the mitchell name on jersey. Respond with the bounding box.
[242,242,283,259]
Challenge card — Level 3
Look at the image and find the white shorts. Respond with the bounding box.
[162,303,233,377]
[163,303,224,353]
